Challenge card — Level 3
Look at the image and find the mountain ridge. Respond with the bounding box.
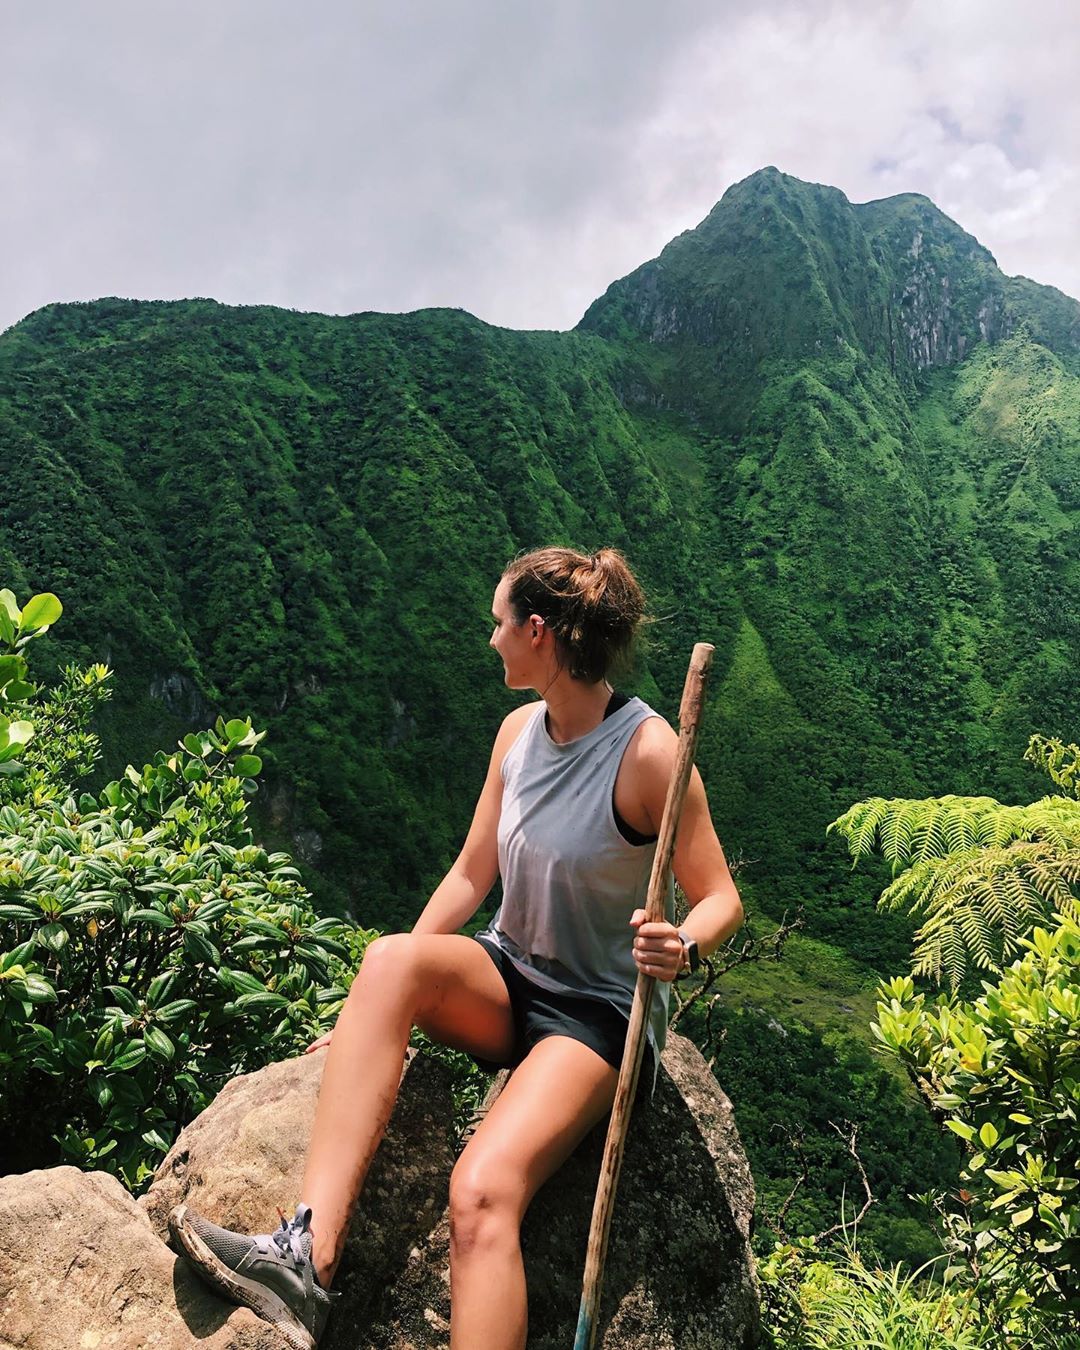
[2,167,1077,923]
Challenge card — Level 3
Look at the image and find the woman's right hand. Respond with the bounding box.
[304,1029,334,1054]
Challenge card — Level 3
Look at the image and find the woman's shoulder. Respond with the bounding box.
[623,705,678,775]
[492,700,542,774]
[500,700,542,738]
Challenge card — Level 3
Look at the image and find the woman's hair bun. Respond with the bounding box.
[502,546,646,682]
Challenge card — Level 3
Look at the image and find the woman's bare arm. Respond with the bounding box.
[411,702,536,936]
[626,716,744,979]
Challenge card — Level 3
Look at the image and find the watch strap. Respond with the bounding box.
[677,928,700,974]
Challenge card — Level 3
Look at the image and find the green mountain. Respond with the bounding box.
[3,167,1078,1255]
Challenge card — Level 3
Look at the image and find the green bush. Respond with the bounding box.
[874,917,1080,1317]
[834,736,1080,1337]
[0,591,375,1188]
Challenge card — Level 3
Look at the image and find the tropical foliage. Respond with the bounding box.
[0,594,369,1188]
[830,739,1080,1337]
[830,785,1080,990]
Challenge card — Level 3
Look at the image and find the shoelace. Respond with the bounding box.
[271,1206,310,1267]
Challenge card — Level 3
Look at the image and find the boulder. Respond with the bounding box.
[1,1035,761,1348]
[0,1166,279,1348]
[142,1049,455,1348]
[364,1033,762,1349]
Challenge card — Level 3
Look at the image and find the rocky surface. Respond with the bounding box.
[142,1049,455,1349]
[1,1035,760,1348]
[0,1166,280,1349]
[365,1033,761,1349]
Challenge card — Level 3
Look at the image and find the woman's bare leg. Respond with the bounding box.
[301,933,515,1286]
[447,1036,618,1350]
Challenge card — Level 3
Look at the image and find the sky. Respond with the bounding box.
[2,0,1078,336]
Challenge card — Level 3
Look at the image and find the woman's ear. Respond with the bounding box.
[530,614,545,639]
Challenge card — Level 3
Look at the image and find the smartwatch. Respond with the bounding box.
[678,929,700,975]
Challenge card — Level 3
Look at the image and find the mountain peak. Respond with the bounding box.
[575,168,1080,426]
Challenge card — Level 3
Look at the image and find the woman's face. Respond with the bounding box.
[489,577,538,689]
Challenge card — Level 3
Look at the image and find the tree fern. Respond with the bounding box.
[1025,733,1080,799]
[830,736,1080,989]
[829,795,1080,871]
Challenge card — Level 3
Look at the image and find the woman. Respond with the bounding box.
[171,546,744,1350]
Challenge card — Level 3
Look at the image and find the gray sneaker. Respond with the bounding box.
[169,1201,334,1350]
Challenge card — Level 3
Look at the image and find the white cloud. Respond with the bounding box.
[0,0,1076,335]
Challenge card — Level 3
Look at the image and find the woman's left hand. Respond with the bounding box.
[629,910,684,982]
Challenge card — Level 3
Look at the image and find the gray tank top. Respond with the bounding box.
[477,695,674,1061]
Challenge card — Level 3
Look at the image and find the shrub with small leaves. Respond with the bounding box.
[872,914,1080,1321]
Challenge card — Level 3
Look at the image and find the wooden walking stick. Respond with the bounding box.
[573,641,714,1350]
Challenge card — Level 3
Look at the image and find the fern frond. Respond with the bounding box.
[838,772,1080,988]
[831,797,892,861]
[904,843,1080,988]
[1025,733,1080,799]
[833,792,1080,870]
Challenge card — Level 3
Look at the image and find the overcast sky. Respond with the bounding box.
[2,0,1077,337]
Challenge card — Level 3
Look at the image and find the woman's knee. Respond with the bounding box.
[352,933,422,1001]
[449,1154,523,1258]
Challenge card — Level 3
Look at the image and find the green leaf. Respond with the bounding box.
[109,1042,147,1071]
[1011,1206,1035,1226]
[154,999,198,1022]
[0,904,38,921]
[217,967,265,996]
[147,970,180,1005]
[18,974,58,1003]
[19,593,63,630]
[4,721,34,747]
[183,928,219,965]
[224,718,249,743]
[127,908,172,929]
[233,754,263,778]
[36,922,69,953]
[105,985,140,1015]
[143,1026,175,1061]
[0,590,20,624]
[235,990,289,1011]
[0,654,24,686]
[978,1121,1000,1148]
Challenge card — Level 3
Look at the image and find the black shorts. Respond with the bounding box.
[472,935,651,1081]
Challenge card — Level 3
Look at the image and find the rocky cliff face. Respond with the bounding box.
[858,194,1010,372]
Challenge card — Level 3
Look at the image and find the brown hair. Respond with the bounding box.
[502,546,646,683]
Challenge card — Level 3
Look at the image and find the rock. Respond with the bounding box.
[141,1049,455,1348]
[0,1166,279,1348]
[148,671,212,725]
[364,1033,762,1349]
[3,1035,760,1348]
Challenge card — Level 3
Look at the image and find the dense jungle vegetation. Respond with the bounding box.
[2,168,1079,1337]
